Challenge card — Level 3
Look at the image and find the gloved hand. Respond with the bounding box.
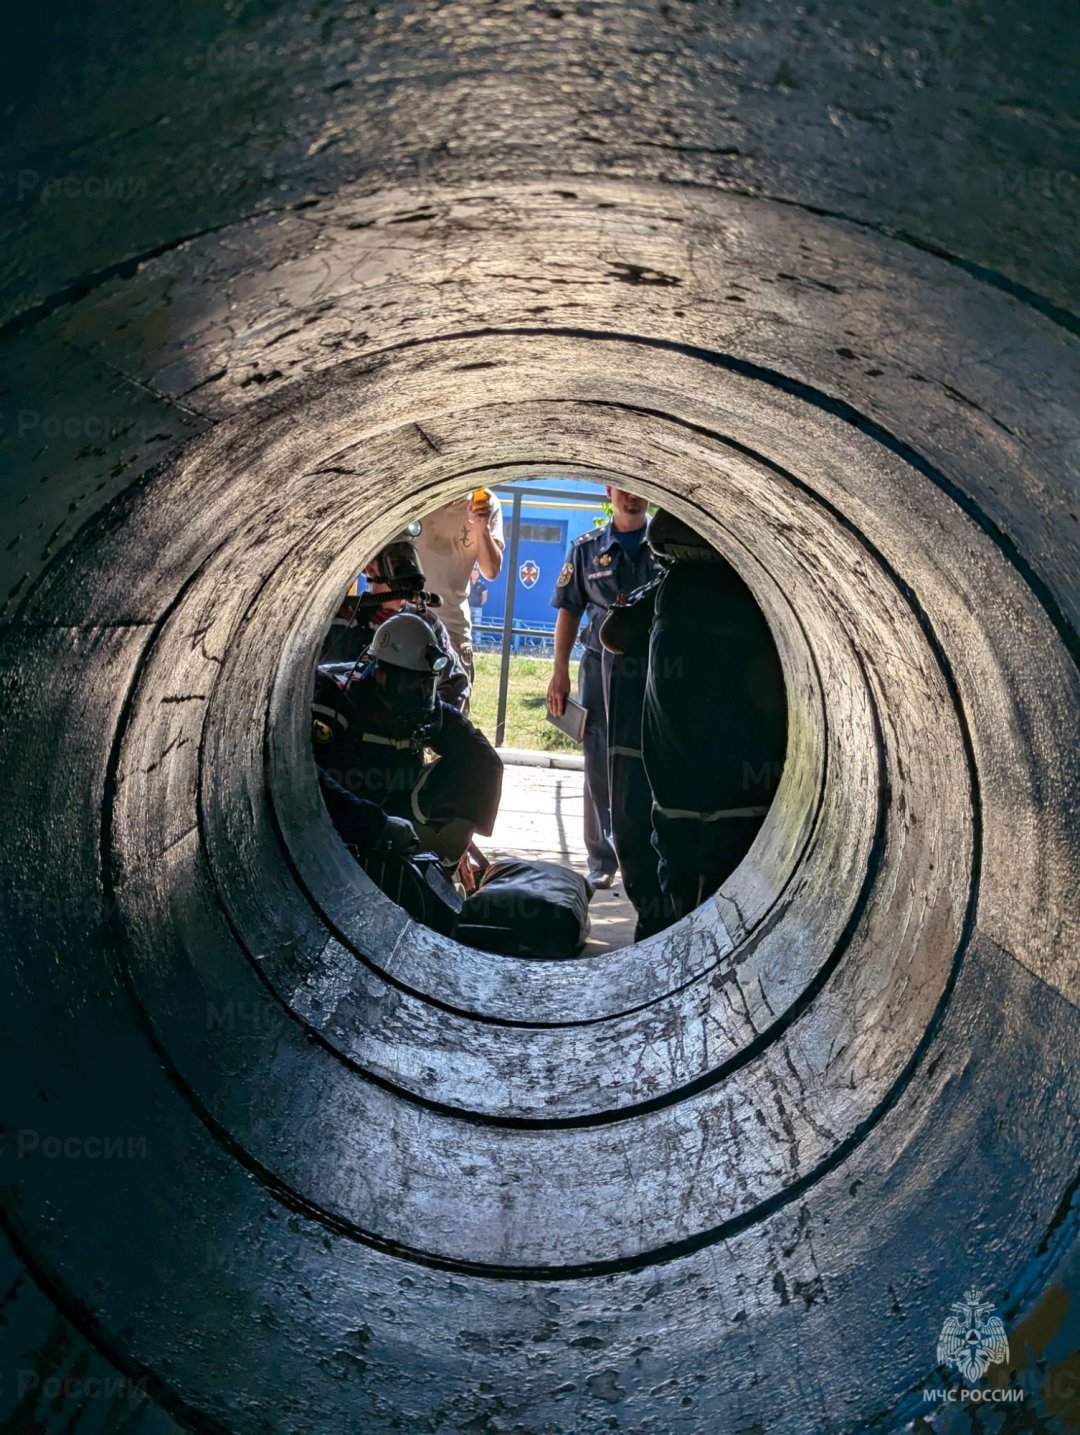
[376,815,420,856]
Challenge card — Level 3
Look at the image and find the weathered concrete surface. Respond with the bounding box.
[0,2,1077,1432]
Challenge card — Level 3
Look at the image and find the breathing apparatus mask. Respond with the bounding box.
[360,522,442,611]
[378,662,441,724]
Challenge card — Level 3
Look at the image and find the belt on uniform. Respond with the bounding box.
[609,744,643,759]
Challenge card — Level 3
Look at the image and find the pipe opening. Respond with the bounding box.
[306,474,794,958]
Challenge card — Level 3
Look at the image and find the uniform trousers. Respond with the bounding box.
[578,647,617,877]
[602,648,667,938]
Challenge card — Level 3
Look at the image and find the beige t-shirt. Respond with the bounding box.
[415,496,505,646]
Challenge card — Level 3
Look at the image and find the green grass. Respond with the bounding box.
[470,653,581,752]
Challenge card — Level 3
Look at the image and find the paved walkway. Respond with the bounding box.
[484,758,638,954]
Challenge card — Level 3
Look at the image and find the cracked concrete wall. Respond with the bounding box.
[0,3,1078,1433]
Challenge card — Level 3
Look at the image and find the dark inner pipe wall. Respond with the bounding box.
[1,5,1078,1433]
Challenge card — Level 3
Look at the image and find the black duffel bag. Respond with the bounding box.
[457,859,592,958]
[357,847,464,937]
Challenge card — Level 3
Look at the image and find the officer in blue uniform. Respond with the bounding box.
[547,487,662,889]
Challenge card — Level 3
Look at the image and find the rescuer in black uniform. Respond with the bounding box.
[320,528,470,712]
[313,612,503,866]
[597,582,668,939]
[546,487,662,889]
[640,510,787,925]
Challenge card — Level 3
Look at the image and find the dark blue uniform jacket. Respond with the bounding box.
[550,522,661,650]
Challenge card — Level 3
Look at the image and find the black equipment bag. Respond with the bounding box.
[356,848,464,936]
[457,859,592,958]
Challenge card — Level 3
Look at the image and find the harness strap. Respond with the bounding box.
[410,762,436,823]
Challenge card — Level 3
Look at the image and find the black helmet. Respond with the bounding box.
[364,523,444,608]
[647,509,725,564]
[366,526,427,598]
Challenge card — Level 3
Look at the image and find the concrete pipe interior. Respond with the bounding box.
[1,5,1078,1434]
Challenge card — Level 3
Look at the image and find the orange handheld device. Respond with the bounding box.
[471,488,490,505]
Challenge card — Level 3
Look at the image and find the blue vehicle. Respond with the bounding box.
[475,477,609,654]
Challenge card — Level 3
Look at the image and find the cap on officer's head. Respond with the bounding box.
[369,613,449,674]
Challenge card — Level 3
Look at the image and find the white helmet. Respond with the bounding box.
[370,613,449,674]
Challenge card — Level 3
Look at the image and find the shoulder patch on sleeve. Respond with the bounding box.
[557,560,574,587]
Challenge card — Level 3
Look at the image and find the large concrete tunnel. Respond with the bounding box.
[1,3,1078,1431]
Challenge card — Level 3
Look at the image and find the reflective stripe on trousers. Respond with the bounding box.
[652,803,770,821]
